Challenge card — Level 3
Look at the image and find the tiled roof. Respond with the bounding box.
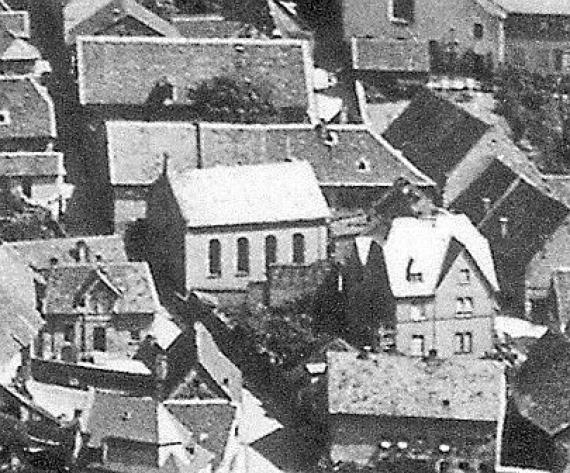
[64,0,181,44]
[327,351,504,421]
[0,76,56,139]
[0,152,63,177]
[513,330,570,436]
[165,400,237,469]
[169,161,331,228]
[76,36,314,113]
[491,0,570,15]
[106,121,198,186]
[351,37,430,72]
[6,235,128,269]
[43,262,159,315]
[0,11,30,38]
[382,213,499,297]
[171,15,244,38]
[198,123,434,186]
[552,269,570,332]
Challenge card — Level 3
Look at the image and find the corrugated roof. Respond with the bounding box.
[0,152,63,177]
[383,213,499,297]
[107,121,198,186]
[351,37,430,72]
[169,161,331,228]
[76,36,314,113]
[6,235,128,269]
[491,0,570,15]
[328,351,504,421]
[64,0,181,44]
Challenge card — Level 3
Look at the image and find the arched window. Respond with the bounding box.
[208,239,221,276]
[292,233,305,264]
[265,235,277,268]
[237,238,249,274]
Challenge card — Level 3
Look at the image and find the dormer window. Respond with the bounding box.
[389,0,414,24]
[357,158,370,172]
[0,110,11,126]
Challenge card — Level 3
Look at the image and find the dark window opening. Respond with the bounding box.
[392,0,414,23]
[292,233,305,264]
[237,237,250,274]
[93,327,107,352]
[22,178,32,198]
[473,23,484,39]
[208,239,221,276]
[64,324,75,343]
[265,235,277,268]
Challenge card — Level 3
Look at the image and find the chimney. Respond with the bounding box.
[499,217,509,238]
[75,240,90,263]
[154,352,168,400]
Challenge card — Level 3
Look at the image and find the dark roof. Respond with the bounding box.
[198,123,434,186]
[552,269,570,332]
[76,36,314,112]
[106,121,198,186]
[44,262,159,315]
[166,400,237,469]
[513,330,570,436]
[6,235,128,270]
[64,0,181,44]
[0,152,63,177]
[327,351,504,421]
[0,77,56,139]
[171,15,244,38]
[383,90,491,187]
[0,11,29,38]
[351,37,430,72]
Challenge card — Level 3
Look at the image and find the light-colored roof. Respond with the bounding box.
[491,0,570,15]
[351,37,430,72]
[169,161,331,228]
[328,351,505,421]
[107,121,198,186]
[382,213,499,297]
[0,152,63,177]
[1,37,39,60]
[0,11,30,38]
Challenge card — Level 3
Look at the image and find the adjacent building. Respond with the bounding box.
[146,161,331,307]
[327,350,505,471]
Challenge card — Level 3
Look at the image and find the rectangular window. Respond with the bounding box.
[237,237,250,275]
[410,304,426,321]
[454,332,473,354]
[473,23,483,40]
[292,233,305,264]
[64,324,75,343]
[410,335,425,357]
[208,239,221,277]
[130,329,141,342]
[459,269,471,285]
[511,47,526,68]
[554,49,563,71]
[390,0,414,24]
[456,297,474,317]
[93,327,107,352]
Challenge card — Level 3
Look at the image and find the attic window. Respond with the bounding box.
[357,158,370,172]
[0,110,11,126]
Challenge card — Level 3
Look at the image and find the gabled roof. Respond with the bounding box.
[382,213,499,297]
[106,121,198,186]
[351,37,430,72]
[44,262,160,315]
[0,76,56,139]
[491,0,570,15]
[0,11,30,38]
[0,152,63,177]
[171,15,244,38]
[76,35,315,114]
[197,123,434,186]
[64,0,181,45]
[168,161,331,228]
[383,90,491,187]
[513,330,570,436]
[327,351,505,421]
[6,235,128,269]
[0,25,39,61]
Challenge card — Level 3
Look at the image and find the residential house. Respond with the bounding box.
[327,350,505,470]
[38,261,161,361]
[0,75,56,151]
[510,330,570,473]
[80,391,241,473]
[146,161,330,307]
[0,9,30,38]
[0,21,42,75]
[345,212,500,356]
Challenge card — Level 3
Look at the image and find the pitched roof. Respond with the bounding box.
[552,269,570,332]
[0,11,30,38]
[165,400,237,470]
[491,0,570,15]
[107,121,198,186]
[381,213,499,297]
[198,123,434,186]
[0,27,39,61]
[0,152,63,177]
[351,37,430,72]
[267,0,312,40]
[168,161,331,228]
[0,76,56,139]
[171,15,244,38]
[43,262,160,315]
[6,235,128,269]
[327,351,504,421]
[513,330,570,436]
[76,35,315,114]
[64,0,181,44]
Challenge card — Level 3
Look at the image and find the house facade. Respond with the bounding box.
[327,351,505,471]
[146,161,330,307]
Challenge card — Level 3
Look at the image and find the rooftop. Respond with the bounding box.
[0,25,39,61]
[351,37,430,73]
[0,152,63,177]
[168,161,331,228]
[77,35,314,114]
[171,15,244,38]
[0,11,29,38]
[327,351,504,421]
[552,269,570,333]
[491,0,570,15]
